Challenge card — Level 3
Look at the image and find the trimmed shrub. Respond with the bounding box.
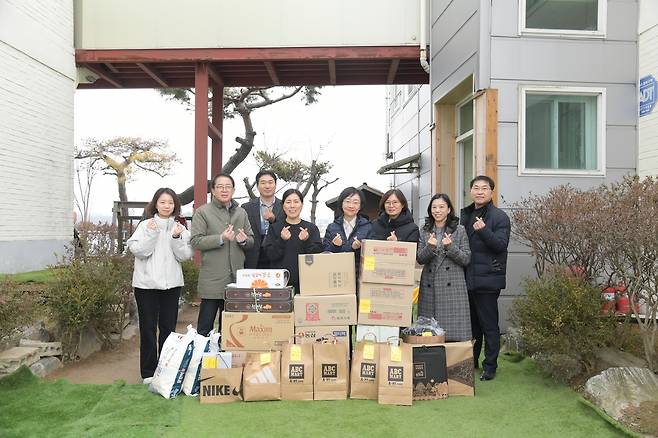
[511,270,615,382]
[0,280,41,343]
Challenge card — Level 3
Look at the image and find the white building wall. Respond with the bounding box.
[0,0,75,273]
[639,0,658,177]
[75,0,423,50]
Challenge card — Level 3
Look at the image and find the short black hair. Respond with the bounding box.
[211,173,235,188]
[379,189,409,213]
[282,188,304,203]
[337,187,365,215]
[469,175,495,190]
[256,170,277,184]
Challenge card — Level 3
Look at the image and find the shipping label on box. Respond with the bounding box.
[295,325,350,345]
[355,325,400,343]
[293,295,357,326]
[221,312,294,351]
[359,282,414,306]
[358,300,412,327]
[298,253,356,295]
[360,240,417,285]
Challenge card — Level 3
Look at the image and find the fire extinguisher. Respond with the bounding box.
[601,283,617,315]
[615,282,634,315]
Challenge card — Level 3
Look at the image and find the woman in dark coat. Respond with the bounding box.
[368,189,419,243]
[416,193,472,341]
[263,189,322,294]
[323,187,372,273]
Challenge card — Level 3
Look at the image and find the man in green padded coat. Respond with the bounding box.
[191,173,255,335]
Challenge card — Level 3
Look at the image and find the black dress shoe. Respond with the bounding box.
[480,371,495,381]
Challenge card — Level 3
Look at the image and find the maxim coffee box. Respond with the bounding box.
[298,253,356,295]
[293,294,357,326]
[359,240,417,285]
[221,312,294,351]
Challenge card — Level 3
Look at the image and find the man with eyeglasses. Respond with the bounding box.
[191,173,255,336]
[460,175,510,381]
[241,170,284,269]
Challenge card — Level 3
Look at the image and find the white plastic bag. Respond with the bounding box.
[182,329,221,396]
[149,325,196,399]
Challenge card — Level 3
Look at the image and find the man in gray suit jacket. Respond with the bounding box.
[241,170,285,269]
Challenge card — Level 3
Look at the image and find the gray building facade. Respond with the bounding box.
[386,0,638,329]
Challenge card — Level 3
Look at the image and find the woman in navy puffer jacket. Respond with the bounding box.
[323,187,372,276]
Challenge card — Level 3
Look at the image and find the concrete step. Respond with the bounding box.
[19,339,62,357]
[0,346,40,374]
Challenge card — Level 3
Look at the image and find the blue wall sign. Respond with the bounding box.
[640,75,657,117]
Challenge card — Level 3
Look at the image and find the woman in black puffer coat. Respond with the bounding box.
[368,189,419,243]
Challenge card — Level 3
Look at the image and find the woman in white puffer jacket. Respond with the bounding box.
[127,187,193,382]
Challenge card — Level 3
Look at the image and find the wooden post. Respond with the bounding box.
[211,85,224,176]
[194,63,209,211]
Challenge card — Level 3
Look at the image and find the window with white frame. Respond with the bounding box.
[456,98,474,209]
[520,0,606,37]
[520,86,605,175]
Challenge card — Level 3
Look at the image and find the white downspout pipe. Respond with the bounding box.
[419,0,430,74]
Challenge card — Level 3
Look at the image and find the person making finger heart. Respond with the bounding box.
[190,173,255,336]
[263,189,322,294]
[416,193,472,342]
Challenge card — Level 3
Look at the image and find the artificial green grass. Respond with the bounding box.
[0,358,628,438]
[1,269,55,284]
[0,367,180,438]
[167,358,626,438]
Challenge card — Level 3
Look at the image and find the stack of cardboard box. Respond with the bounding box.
[293,253,357,351]
[357,240,416,329]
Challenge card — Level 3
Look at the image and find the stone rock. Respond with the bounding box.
[77,325,101,360]
[0,347,40,374]
[584,367,658,421]
[19,339,62,357]
[29,357,63,378]
[122,324,138,340]
[594,347,647,372]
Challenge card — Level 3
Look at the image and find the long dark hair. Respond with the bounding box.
[378,189,408,215]
[423,193,458,233]
[144,188,182,219]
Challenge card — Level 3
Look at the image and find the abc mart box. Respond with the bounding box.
[360,240,416,285]
[221,312,294,351]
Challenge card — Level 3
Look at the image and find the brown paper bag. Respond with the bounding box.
[281,342,314,400]
[350,338,380,400]
[242,351,281,401]
[199,367,243,404]
[378,342,413,406]
[443,341,475,396]
[313,340,348,400]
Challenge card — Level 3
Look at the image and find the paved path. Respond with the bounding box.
[46,304,198,384]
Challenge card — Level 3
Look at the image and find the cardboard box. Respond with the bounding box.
[294,294,357,326]
[358,300,412,327]
[355,325,400,343]
[295,325,350,346]
[358,282,414,306]
[235,269,290,288]
[224,300,293,313]
[298,253,356,295]
[360,240,417,285]
[221,312,294,351]
[225,286,294,301]
[229,350,264,368]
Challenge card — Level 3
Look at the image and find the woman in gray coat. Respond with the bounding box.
[416,193,472,341]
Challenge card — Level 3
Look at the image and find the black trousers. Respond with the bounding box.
[197,298,225,336]
[468,289,501,373]
[134,287,181,379]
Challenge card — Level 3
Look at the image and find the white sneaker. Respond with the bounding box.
[142,377,153,385]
